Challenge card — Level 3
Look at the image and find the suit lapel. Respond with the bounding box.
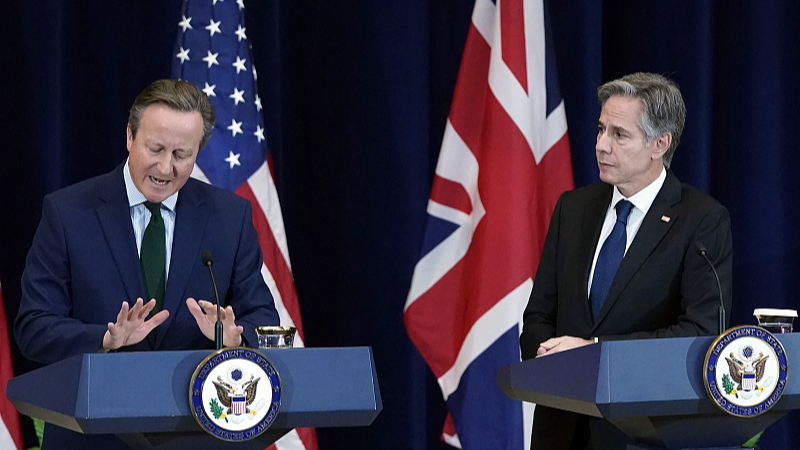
[593,172,681,329]
[96,166,144,304]
[154,180,208,347]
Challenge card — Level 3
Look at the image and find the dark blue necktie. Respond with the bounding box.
[590,200,634,319]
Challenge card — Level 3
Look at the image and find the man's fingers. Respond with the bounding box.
[145,310,170,330]
[126,298,147,321]
[137,299,157,320]
[116,301,130,323]
[222,305,237,324]
[186,298,211,326]
[197,300,217,315]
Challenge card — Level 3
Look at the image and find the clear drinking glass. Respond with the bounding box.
[255,326,297,349]
[753,308,797,333]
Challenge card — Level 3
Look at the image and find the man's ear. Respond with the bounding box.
[652,132,671,160]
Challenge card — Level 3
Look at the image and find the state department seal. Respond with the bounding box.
[704,325,789,417]
[190,347,282,441]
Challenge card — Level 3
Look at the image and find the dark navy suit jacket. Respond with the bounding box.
[15,164,280,448]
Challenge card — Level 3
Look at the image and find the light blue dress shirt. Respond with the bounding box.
[123,159,178,278]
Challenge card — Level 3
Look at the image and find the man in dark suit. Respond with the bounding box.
[519,73,733,449]
[15,80,280,448]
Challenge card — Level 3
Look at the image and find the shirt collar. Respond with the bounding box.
[123,158,179,212]
[610,166,667,215]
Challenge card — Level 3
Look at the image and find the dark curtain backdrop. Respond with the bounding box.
[2,1,798,449]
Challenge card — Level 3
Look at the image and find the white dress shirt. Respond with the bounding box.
[587,167,667,296]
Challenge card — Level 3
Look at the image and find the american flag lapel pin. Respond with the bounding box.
[661,215,671,223]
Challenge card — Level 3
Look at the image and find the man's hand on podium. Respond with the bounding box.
[536,335,595,357]
[101,298,170,351]
[186,298,244,347]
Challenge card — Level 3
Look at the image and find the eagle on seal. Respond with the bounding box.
[725,352,768,391]
[213,374,261,414]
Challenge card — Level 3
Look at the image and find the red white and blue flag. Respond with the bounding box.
[404,0,573,447]
[171,1,317,449]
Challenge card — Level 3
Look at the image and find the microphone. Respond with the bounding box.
[201,250,224,350]
[697,245,726,335]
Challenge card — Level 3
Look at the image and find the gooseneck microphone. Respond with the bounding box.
[201,250,224,350]
[698,245,726,335]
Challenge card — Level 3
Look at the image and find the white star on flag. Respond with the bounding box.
[236,0,244,10]
[229,88,245,105]
[225,151,241,168]
[254,125,265,143]
[232,56,247,74]
[202,83,216,97]
[205,19,222,37]
[176,47,190,63]
[202,51,219,68]
[254,95,262,112]
[227,119,243,137]
[235,25,247,42]
[178,15,192,32]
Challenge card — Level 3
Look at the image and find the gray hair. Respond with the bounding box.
[597,72,686,169]
[128,79,216,150]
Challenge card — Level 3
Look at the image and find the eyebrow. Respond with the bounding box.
[598,120,631,135]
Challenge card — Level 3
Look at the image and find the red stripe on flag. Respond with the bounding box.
[0,287,23,450]
[501,0,528,93]
[430,174,473,215]
[234,183,305,341]
[448,25,491,140]
[296,427,319,449]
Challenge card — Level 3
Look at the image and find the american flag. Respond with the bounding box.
[171,1,317,449]
[404,0,573,448]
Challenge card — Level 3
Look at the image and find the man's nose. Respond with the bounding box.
[155,153,173,173]
[596,132,610,153]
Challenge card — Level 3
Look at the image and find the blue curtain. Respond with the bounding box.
[2,1,797,448]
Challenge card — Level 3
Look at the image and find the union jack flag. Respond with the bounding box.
[171,1,317,449]
[404,0,573,448]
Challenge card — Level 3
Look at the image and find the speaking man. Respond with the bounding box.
[519,72,733,449]
[15,79,280,449]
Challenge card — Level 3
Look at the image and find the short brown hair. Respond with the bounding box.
[128,79,216,150]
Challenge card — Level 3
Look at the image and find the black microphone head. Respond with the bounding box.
[696,243,708,257]
[201,250,214,267]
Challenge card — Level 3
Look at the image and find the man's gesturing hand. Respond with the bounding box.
[102,298,169,351]
[186,297,244,347]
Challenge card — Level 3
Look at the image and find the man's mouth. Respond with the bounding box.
[150,176,169,186]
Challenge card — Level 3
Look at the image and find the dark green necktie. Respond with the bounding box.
[140,201,166,313]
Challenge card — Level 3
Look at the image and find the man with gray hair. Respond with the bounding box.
[519,73,732,449]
